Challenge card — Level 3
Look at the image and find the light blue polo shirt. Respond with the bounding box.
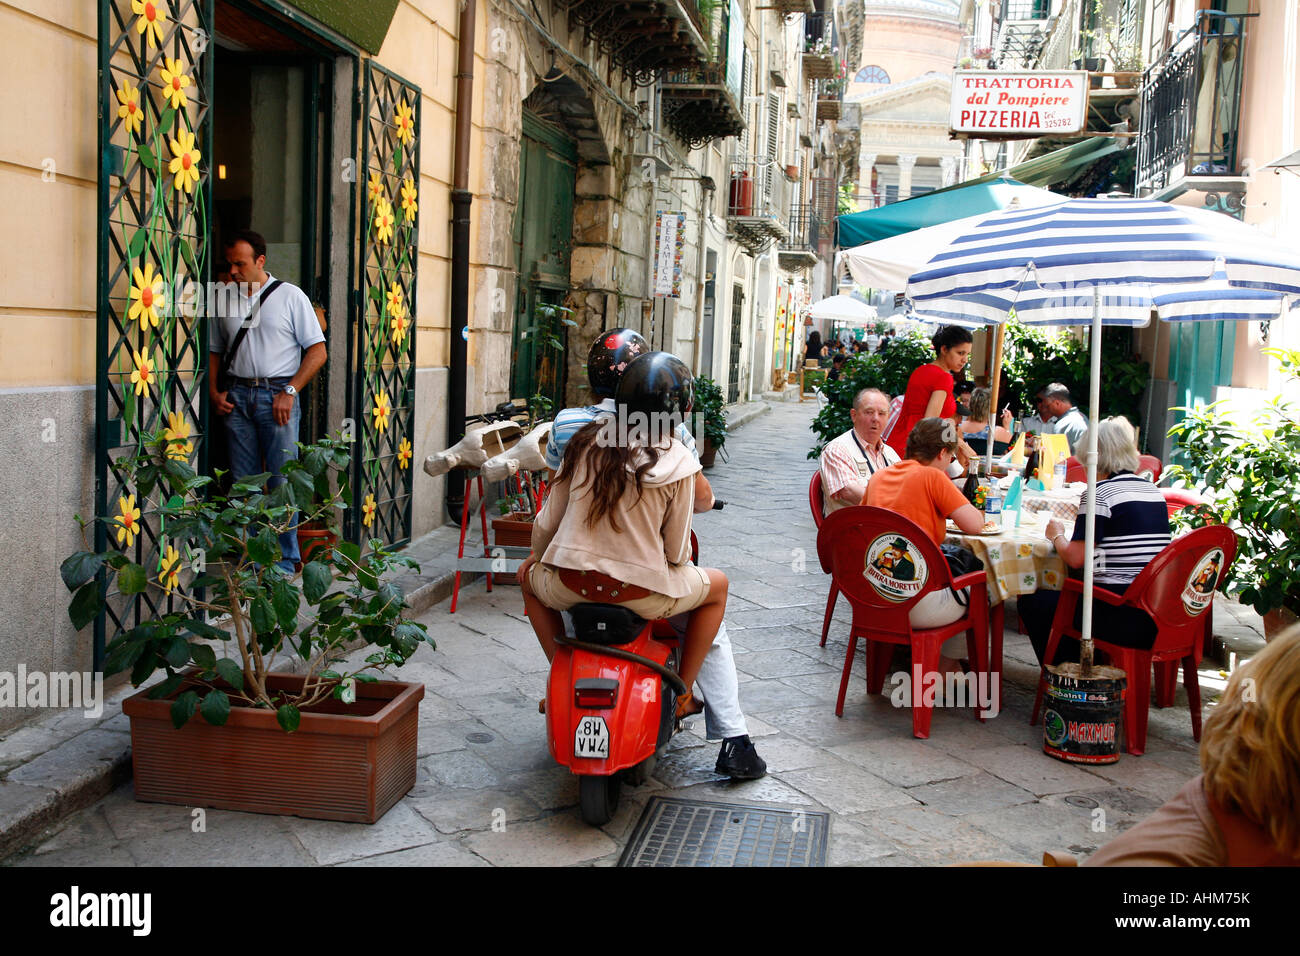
[209,274,325,379]
[543,397,698,472]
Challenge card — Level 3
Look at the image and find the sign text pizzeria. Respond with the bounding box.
[950,70,1088,136]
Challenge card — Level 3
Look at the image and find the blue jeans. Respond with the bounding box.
[224,380,301,572]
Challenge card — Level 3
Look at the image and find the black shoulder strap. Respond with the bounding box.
[222,279,284,376]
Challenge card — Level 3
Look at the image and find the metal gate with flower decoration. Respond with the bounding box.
[349,61,419,546]
[95,0,214,666]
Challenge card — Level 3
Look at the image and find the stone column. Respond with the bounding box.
[858,152,877,208]
[940,155,958,187]
[897,153,917,201]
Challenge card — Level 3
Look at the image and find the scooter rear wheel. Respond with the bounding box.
[579,775,621,826]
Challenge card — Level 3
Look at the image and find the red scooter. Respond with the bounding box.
[545,519,715,826]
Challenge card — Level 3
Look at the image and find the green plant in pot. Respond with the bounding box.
[62,427,435,822]
[1167,347,1300,636]
[690,376,728,468]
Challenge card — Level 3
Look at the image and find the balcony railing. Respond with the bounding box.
[1135,11,1252,198]
[802,9,838,80]
[661,63,746,149]
[815,77,843,121]
[727,159,790,253]
[777,202,823,271]
[557,1,712,81]
[770,0,815,15]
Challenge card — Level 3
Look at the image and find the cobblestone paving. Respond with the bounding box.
[12,402,1207,867]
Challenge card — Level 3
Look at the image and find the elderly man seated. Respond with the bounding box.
[1038,382,1089,454]
[819,387,900,515]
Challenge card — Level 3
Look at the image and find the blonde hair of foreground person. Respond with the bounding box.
[1200,624,1300,857]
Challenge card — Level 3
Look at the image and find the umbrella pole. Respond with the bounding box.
[985,324,1005,475]
[1080,286,1103,675]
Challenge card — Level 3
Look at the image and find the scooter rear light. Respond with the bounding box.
[574,678,618,709]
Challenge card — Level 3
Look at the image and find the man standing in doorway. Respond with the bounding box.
[209,230,327,573]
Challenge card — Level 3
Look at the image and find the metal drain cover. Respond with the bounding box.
[619,797,829,867]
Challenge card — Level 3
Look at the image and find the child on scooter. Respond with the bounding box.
[517,352,727,718]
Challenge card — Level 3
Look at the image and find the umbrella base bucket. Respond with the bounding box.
[1041,663,1126,765]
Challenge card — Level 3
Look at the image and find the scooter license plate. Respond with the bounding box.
[574,716,610,759]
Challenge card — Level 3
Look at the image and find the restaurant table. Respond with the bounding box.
[1010,481,1086,524]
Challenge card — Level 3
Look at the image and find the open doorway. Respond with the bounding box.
[211,2,334,460]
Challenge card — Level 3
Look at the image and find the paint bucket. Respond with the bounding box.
[1041,663,1126,764]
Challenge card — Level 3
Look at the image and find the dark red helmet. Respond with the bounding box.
[587,328,648,398]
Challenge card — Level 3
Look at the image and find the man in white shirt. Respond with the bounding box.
[819,387,900,514]
[209,230,327,572]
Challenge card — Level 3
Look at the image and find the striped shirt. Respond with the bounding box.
[1070,472,1171,585]
[543,398,698,472]
[819,429,900,515]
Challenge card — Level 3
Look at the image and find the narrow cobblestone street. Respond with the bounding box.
[12,402,1208,867]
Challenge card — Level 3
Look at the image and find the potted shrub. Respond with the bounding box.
[1167,347,1300,639]
[62,428,434,823]
[492,491,536,548]
[690,377,728,468]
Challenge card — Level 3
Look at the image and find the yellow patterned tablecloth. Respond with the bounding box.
[944,529,1067,606]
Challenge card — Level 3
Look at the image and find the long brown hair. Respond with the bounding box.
[557,418,662,533]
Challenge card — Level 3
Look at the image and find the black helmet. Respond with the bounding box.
[587,328,648,398]
[615,352,694,433]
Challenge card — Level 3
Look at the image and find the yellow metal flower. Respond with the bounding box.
[400,178,418,222]
[391,312,410,347]
[128,263,166,330]
[164,411,192,461]
[397,438,412,470]
[385,281,404,320]
[168,129,202,194]
[373,196,395,244]
[158,543,181,593]
[116,81,144,137]
[131,0,168,50]
[362,493,377,528]
[116,495,142,548]
[372,390,392,433]
[130,349,155,396]
[367,171,385,204]
[394,99,415,147]
[159,58,191,111]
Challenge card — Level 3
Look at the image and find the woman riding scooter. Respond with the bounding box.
[518,352,728,718]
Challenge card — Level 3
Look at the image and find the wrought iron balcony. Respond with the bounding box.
[777,202,822,271]
[769,1,815,15]
[802,10,838,80]
[557,1,712,82]
[727,159,790,254]
[815,77,843,122]
[1135,11,1252,200]
[661,62,746,149]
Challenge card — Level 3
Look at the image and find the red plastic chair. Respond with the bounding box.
[1029,525,1237,755]
[817,507,992,738]
[809,471,840,647]
[1160,487,1203,519]
[1136,454,1163,482]
[1064,456,1086,484]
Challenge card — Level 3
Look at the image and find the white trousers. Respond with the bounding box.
[909,588,972,659]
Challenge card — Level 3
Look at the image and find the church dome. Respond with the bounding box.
[862,0,960,24]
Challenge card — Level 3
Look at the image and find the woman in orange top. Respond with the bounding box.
[865,418,986,671]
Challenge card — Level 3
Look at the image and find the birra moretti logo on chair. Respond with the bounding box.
[863,535,927,603]
[1181,548,1224,617]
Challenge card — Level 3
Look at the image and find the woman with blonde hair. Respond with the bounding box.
[1085,626,1300,865]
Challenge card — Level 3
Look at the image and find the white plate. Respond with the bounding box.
[574,715,610,759]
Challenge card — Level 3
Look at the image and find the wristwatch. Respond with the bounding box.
[283,384,297,397]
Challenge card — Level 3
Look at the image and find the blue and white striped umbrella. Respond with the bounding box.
[906,197,1300,326]
[900,197,1300,664]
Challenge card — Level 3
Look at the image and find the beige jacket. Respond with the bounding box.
[532,438,701,597]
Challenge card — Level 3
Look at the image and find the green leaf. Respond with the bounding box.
[182,617,228,640]
[335,541,362,569]
[170,690,199,728]
[157,107,175,136]
[102,639,146,677]
[69,581,103,631]
[178,236,197,275]
[247,527,281,566]
[250,595,275,635]
[276,703,301,733]
[146,673,184,700]
[118,562,149,595]
[353,673,379,683]
[200,689,231,726]
[302,561,331,604]
[137,143,157,171]
[288,468,316,506]
[189,643,217,669]
[271,578,299,631]
[214,658,245,691]
[62,551,105,593]
[163,637,192,668]
[302,447,328,477]
[131,650,160,687]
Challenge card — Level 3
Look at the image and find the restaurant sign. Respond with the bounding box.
[950,70,1088,137]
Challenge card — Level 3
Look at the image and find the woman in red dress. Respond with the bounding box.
[886,325,975,459]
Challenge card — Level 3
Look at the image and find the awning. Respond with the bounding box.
[284,0,401,54]
[808,295,878,324]
[836,137,1121,247]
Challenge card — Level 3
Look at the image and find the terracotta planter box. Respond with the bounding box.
[122,673,424,823]
[297,524,338,565]
[492,516,534,549]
